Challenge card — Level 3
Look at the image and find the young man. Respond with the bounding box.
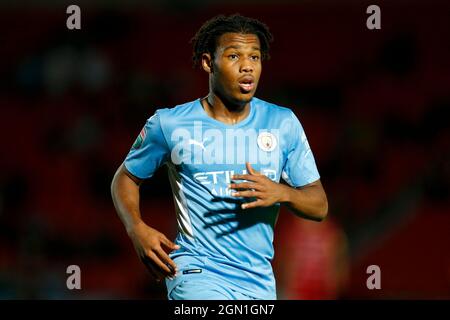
[111,14,328,300]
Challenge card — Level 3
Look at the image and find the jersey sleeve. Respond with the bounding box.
[281,111,320,187]
[124,110,170,179]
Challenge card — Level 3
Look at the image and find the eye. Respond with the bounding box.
[228,54,238,60]
[251,55,260,61]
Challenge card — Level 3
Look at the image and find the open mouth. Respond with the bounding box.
[238,77,255,93]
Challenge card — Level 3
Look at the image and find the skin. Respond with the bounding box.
[111,164,179,281]
[111,32,328,282]
[200,32,262,124]
[230,162,328,222]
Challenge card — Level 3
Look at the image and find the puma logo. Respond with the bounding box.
[188,138,207,150]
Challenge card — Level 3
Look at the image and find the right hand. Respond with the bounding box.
[128,221,180,281]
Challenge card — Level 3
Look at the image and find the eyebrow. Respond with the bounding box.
[223,45,261,51]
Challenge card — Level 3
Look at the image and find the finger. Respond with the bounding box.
[141,256,165,280]
[147,264,164,281]
[245,162,260,175]
[160,236,181,251]
[232,190,260,198]
[154,247,178,273]
[147,250,173,275]
[231,174,260,182]
[147,260,171,281]
[229,182,261,191]
[241,199,265,210]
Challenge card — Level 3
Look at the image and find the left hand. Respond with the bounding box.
[229,162,287,210]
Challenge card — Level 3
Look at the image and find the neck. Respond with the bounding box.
[202,93,251,125]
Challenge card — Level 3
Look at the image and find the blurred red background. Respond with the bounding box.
[0,0,449,299]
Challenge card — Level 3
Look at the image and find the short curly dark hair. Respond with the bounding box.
[190,14,274,68]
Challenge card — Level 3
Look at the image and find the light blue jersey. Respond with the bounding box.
[124,97,320,299]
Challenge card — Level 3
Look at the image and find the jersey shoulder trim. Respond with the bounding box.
[253,97,295,116]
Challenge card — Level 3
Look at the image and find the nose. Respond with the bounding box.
[240,60,253,73]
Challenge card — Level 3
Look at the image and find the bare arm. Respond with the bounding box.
[111,163,179,280]
[111,163,145,233]
[280,179,328,222]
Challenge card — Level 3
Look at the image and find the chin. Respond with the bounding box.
[235,91,255,104]
[219,89,255,110]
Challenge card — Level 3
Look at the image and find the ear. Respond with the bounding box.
[201,53,214,73]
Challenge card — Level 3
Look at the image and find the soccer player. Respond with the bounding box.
[111,14,328,300]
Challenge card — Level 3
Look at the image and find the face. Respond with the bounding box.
[202,32,262,107]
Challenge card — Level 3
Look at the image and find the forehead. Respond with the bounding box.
[216,33,261,51]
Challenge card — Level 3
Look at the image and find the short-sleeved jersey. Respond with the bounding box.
[124,97,320,299]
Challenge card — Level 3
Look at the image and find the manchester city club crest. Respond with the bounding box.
[257,132,277,152]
